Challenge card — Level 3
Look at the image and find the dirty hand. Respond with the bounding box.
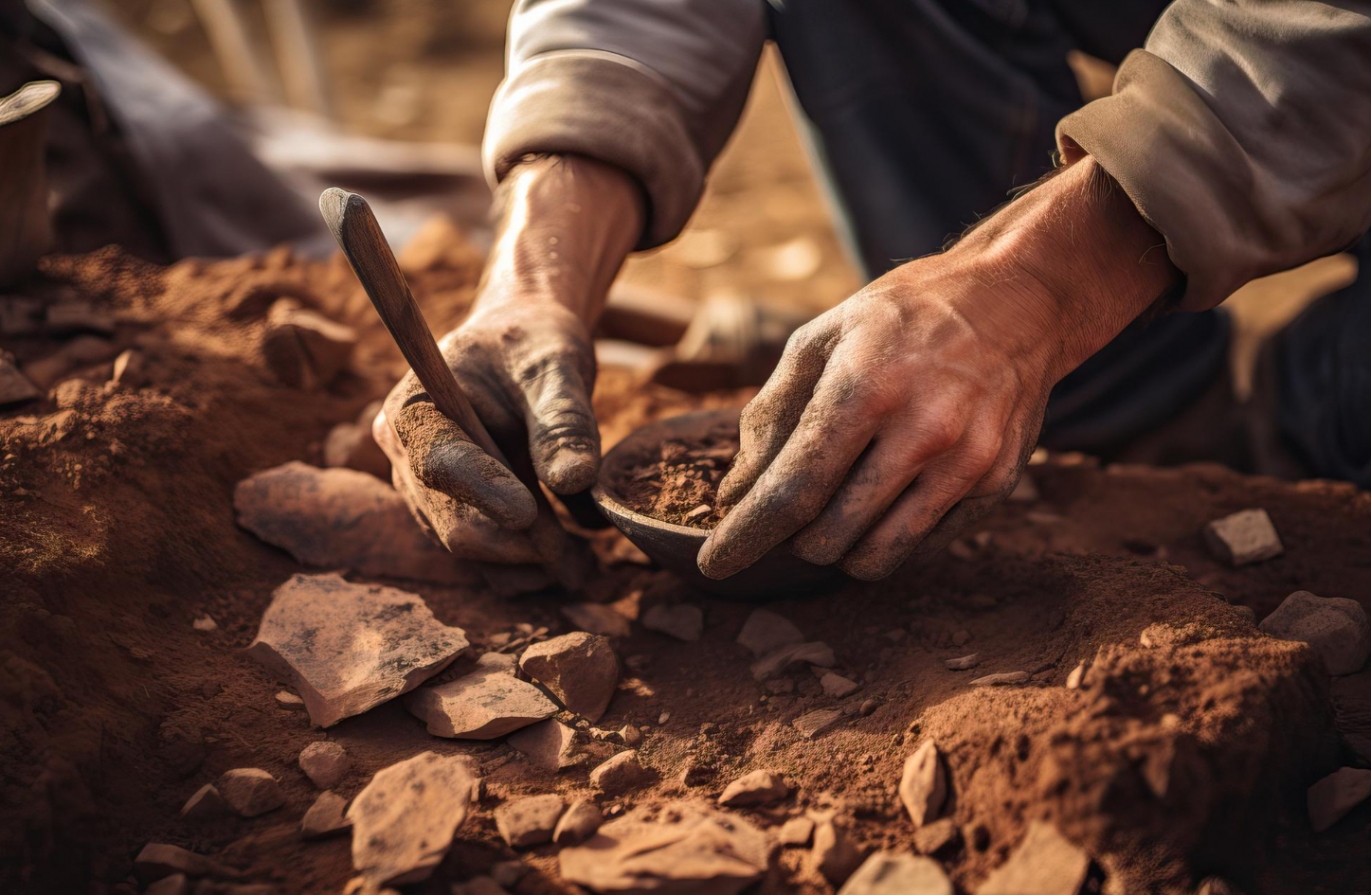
[698,159,1181,581]
[374,155,643,561]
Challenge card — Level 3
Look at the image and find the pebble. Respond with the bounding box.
[899,741,947,828]
[520,632,620,722]
[560,602,632,638]
[192,615,218,632]
[508,719,580,771]
[619,724,642,746]
[641,603,704,641]
[275,690,305,710]
[837,851,952,895]
[347,751,477,887]
[944,654,979,671]
[218,769,284,817]
[110,348,143,385]
[810,817,866,886]
[1203,508,1283,566]
[1307,767,1371,832]
[976,822,1091,895]
[859,698,879,717]
[970,671,1030,687]
[912,817,961,856]
[134,843,241,884]
[301,791,351,839]
[736,609,804,657]
[553,800,603,845]
[1065,663,1086,690]
[1259,590,1370,676]
[404,666,558,739]
[180,784,229,822]
[820,672,861,698]
[793,708,845,739]
[659,711,671,725]
[750,641,836,681]
[777,815,815,846]
[495,794,566,848]
[249,573,469,728]
[589,750,651,796]
[299,741,350,789]
[718,769,790,807]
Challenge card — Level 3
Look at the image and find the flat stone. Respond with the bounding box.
[275,690,305,709]
[793,708,845,739]
[970,671,1030,687]
[976,822,1091,895]
[590,750,651,796]
[944,654,980,671]
[641,603,704,641]
[249,573,469,728]
[507,719,580,771]
[261,298,357,389]
[1260,591,1370,676]
[145,874,190,895]
[561,602,632,638]
[912,817,960,856]
[553,800,603,846]
[219,768,284,817]
[180,784,229,822]
[1307,767,1371,832]
[405,666,557,739]
[348,751,478,887]
[718,769,789,807]
[899,741,947,828]
[560,801,767,895]
[1203,508,1283,566]
[751,641,836,681]
[495,794,566,848]
[134,843,242,884]
[777,816,814,847]
[838,852,952,895]
[820,672,860,698]
[519,632,619,722]
[301,791,352,839]
[811,818,865,887]
[235,463,468,584]
[0,353,39,405]
[299,741,350,789]
[737,609,804,657]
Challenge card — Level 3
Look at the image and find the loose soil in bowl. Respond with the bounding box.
[611,422,739,528]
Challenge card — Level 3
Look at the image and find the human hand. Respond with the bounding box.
[697,159,1180,581]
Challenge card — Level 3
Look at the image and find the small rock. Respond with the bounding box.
[912,817,961,856]
[718,769,789,807]
[1260,590,1370,676]
[180,784,229,822]
[110,348,143,385]
[301,791,351,839]
[970,671,1030,687]
[590,750,652,796]
[249,573,469,728]
[553,800,603,845]
[899,741,947,828]
[145,874,190,895]
[133,843,241,884]
[261,298,357,389]
[642,603,704,642]
[820,672,860,698]
[737,609,804,657]
[0,352,40,405]
[619,724,642,746]
[347,752,477,887]
[1307,767,1371,832]
[1203,508,1283,566]
[1065,663,1086,690]
[944,654,979,671]
[838,851,952,895]
[519,632,619,722]
[561,603,632,638]
[811,817,865,887]
[405,666,557,739]
[192,615,218,632]
[976,822,1092,895]
[299,741,350,789]
[793,708,845,739]
[218,768,284,817]
[508,719,580,771]
[495,794,566,848]
[859,698,879,716]
[751,641,836,681]
[490,861,527,888]
[777,816,814,847]
[275,690,305,710]
[659,712,672,725]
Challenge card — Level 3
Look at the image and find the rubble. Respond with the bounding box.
[299,741,350,789]
[970,671,1030,686]
[507,719,580,771]
[301,791,352,839]
[737,609,805,657]
[1259,590,1370,675]
[218,768,285,817]
[1307,767,1371,832]
[590,750,651,796]
[944,654,980,671]
[793,708,845,739]
[347,752,478,887]
[976,822,1093,895]
[0,352,39,405]
[248,573,469,728]
[899,741,947,828]
[561,602,632,638]
[405,665,558,738]
[837,851,952,895]
[519,632,620,722]
[180,784,229,822]
[134,843,242,884]
[1203,508,1284,566]
[553,800,603,845]
[912,818,960,856]
[261,298,357,389]
[718,769,789,807]
[750,641,836,681]
[559,801,767,895]
[810,817,865,886]
[777,816,814,846]
[494,794,566,847]
[820,672,860,697]
[641,603,704,641]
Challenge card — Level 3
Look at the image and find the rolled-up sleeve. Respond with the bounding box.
[1057,1,1371,311]
[483,0,768,248]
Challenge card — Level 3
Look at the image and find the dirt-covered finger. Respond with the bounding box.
[519,353,601,495]
[836,463,976,581]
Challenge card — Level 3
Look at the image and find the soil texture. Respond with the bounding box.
[613,424,739,528]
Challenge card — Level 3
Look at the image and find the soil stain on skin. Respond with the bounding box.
[613,423,739,528]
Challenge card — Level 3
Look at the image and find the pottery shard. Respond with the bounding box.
[219,768,284,817]
[302,791,352,839]
[590,750,652,796]
[1203,508,1283,566]
[751,641,836,681]
[642,603,704,641]
[560,801,768,895]
[976,822,1092,895]
[495,794,566,848]
[508,718,580,771]
[405,666,558,738]
[1259,590,1371,676]
[561,602,632,638]
[520,632,619,722]
[234,463,468,584]
[737,609,804,657]
[553,800,603,846]
[249,573,469,728]
[180,784,230,822]
[0,352,39,405]
[348,751,478,887]
[1307,767,1371,832]
[899,741,947,829]
[811,818,866,887]
[718,770,789,807]
[838,852,953,895]
[134,843,242,884]
[261,298,357,389]
[299,741,350,789]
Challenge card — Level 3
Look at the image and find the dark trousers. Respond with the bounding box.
[766,0,1240,457]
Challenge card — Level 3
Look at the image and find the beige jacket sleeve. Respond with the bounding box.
[1058,0,1371,311]
[482,0,767,249]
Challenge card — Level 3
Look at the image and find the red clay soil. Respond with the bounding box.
[611,426,739,528]
[2,233,1370,895]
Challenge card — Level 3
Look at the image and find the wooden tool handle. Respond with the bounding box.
[319,188,507,465]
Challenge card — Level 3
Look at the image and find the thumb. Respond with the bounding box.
[519,355,601,494]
